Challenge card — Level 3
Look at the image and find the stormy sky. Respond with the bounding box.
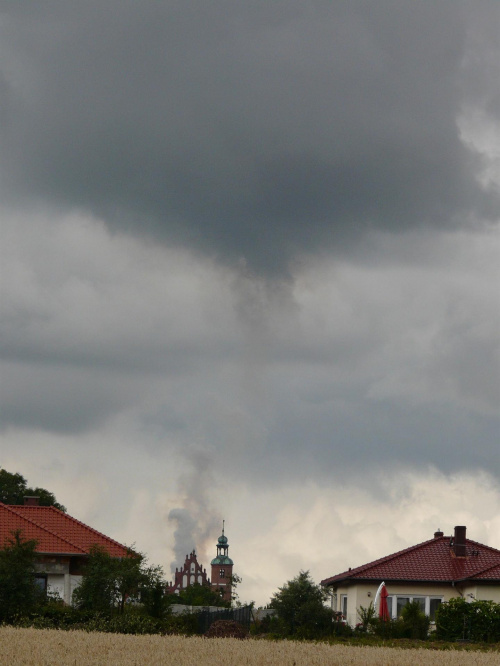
[1,1,499,605]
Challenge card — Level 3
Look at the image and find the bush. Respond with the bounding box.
[205,620,248,639]
[164,611,200,636]
[357,602,377,632]
[368,602,429,640]
[6,599,209,636]
[400,600,430,639]
[87,613,167,635]
[26,603,86,629]
[249,613,283,636]
[435,597,500,643]
[372,618,401,639]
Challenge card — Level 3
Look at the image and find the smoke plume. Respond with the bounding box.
[167,448,221,574]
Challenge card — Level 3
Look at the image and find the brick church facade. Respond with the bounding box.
[166,549,211,593]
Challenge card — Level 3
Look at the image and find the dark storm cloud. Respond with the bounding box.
[0,361,137,433]
[1,1,497,274]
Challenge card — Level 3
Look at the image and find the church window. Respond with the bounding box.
[219,568,225,578]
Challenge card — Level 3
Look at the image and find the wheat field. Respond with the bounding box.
[0,628,498,665]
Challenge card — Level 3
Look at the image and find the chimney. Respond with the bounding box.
[23,496,40,506]
[453,525,466,557]
[434,529,444,538]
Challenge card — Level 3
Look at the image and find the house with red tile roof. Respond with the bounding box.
[321,526,500,627]
[0,499,130,604]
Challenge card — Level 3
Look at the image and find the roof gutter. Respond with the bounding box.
[37,551,88,556]
[323,577,465,586]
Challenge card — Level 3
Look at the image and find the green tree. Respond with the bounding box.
[228,573,244,607]
[139,565,169,618]
[0,468,66,511]
[175,582,230,607]
[73,545,167,616]
[0,530,44,621]
[72,545,120,613]
[400,600,430,639]
[270,570,334,639]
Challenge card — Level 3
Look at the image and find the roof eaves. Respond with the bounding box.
[37,552,88,557]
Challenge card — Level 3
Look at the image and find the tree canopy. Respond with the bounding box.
[172,582,230,608]
[72,545,167,615]
[270,570,334,638]
[0,468,66,511]
[0,530,44,621]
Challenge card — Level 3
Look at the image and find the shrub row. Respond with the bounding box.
[435,598,500,643]
[8,604,199,636]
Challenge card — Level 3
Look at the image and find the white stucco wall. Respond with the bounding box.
[45,573,82,605]
[47,574,65,601]
[462,585,500,604]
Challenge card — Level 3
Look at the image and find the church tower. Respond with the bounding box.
[210,521,233,603]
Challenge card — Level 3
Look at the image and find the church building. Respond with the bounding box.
[166,549,210,593]
[167,523,234,602]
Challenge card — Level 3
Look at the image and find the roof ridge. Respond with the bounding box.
[1,503,87,554]
[14,504,130,553]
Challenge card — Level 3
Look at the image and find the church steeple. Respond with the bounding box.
[210,520,234,602]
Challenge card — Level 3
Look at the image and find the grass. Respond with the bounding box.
[0,627,499,665]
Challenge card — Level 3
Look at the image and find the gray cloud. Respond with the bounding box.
[0,361,139,434]
[2,207,497,481]
[1,2,498,275]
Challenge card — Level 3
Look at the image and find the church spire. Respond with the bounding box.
[210,520,234,602]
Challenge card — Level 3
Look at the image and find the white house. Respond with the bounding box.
[321,526,500,626]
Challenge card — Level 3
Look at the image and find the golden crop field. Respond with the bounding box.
[0,628,498,666]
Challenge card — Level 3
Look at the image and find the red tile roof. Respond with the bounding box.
[321,533,500,587]
[0,503,130,557]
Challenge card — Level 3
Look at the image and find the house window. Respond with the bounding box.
[390,595,443,621]
[340,594,347,618]
[396,596,410,618]
[413,597,426,613]
[35,575,47,593]
[429,598,442,621]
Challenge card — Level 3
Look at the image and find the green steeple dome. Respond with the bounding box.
[211,521,233,565]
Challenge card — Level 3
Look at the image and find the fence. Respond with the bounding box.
[196,605,253,634]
